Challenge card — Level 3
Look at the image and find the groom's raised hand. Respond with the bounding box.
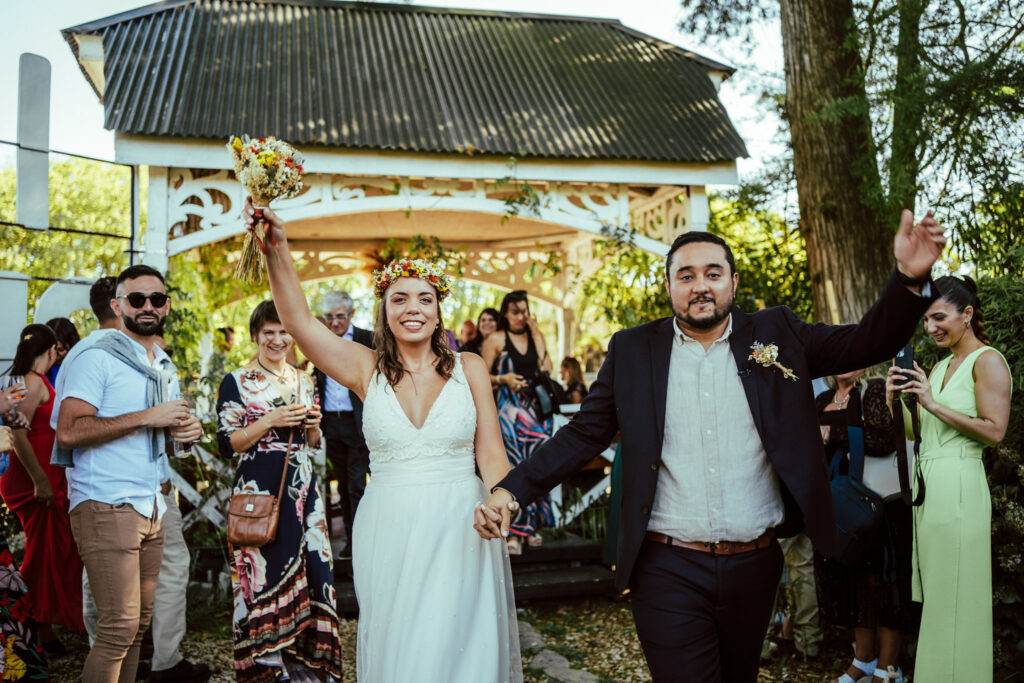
[894,209,946,284]
[473,490,519,540]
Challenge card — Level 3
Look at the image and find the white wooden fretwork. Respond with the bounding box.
[161,169,674,258]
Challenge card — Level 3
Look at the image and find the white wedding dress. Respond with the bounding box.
[353,354,523,682]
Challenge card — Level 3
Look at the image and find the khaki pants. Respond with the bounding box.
[779,533,823,655]
[71,500,165,683]
[82,492,189,672]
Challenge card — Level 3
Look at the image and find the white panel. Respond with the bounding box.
[0,272,30,365]
[16,53,51,231]
[32,279,94,324]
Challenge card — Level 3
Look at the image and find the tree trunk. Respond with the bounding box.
[888,0,928,218]
[779,0,892,323]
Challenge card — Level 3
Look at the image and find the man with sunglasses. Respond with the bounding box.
[55,265,204,683]
[313,290,374,560]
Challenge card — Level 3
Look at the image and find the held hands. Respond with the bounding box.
[0,426,11,452]
[243,196,286,249]
[473,488,520,540]
[886,363,935,411]
[894,209,946,281]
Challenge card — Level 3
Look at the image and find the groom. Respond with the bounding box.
[479,211,945,682]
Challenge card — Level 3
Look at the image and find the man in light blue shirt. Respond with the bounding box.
[56,265,202,683]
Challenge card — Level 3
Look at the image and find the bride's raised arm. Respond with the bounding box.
[248,196,376,398]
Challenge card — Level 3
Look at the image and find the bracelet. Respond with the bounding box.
[895,268,930,287]
[242,427,252,443]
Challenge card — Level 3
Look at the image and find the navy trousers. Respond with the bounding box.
[322,411,369,543]
[630,538,783,683]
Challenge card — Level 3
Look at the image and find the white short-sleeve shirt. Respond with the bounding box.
[61,331,178,519]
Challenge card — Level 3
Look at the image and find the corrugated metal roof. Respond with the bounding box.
[63,0,748,162]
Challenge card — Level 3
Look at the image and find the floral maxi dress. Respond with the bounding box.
[217,366,342,681]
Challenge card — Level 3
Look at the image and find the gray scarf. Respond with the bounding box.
[52,332,175,467]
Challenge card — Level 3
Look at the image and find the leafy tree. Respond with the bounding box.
[579,191,811,341]
[0,157,138,311]
[680,0,1024,322]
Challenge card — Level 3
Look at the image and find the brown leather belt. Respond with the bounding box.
[645,528,775,556]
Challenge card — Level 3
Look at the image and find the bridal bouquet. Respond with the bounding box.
[227,135,305,283]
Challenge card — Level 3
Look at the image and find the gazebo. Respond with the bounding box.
[62,0,748,354]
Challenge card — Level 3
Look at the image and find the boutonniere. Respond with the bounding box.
[748,342,799,381]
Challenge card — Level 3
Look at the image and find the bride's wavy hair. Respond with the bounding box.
[372,289,455,388]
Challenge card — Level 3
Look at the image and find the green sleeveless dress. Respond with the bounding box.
[912,345,1008,682]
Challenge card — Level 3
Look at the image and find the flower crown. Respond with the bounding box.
[373,259,452,301]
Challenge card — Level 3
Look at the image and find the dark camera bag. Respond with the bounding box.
[830,426,885,565]
[528,371,563,421]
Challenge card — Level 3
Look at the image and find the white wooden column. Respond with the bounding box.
[143,166,170,274]
[685,185,709,233]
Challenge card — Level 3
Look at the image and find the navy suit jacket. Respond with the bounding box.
[497,270,935,591]
[314,325,374,430]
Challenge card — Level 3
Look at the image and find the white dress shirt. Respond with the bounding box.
[60,331,178,519]
[647,317,785,543]
[324,324,355,412]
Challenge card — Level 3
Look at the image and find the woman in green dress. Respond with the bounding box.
[887,275,1011,683]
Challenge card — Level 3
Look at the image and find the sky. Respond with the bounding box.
[0,0,784,178]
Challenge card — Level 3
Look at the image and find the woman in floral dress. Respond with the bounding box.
[217,300,342,682]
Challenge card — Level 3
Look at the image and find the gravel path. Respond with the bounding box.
[46,597,867,682]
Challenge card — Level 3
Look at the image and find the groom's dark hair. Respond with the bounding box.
[664,232,736,279]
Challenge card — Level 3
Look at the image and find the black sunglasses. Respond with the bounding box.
[118,292,170,308]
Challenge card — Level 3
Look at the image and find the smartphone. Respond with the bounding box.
[894,343,914,387]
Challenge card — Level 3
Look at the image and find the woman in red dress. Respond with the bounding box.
[0,324,85,651]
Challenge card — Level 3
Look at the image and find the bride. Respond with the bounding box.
[251,198,523,682]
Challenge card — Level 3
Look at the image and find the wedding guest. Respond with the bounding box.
[216,300,341,682]
[459,319,477,348]
[44,317,80,384]
[77,336,211,682]
[482,291,556,554]
[0,424,48,681]
[0,324,85,654]
[817,370,915,682]
[313,290,373,560]
[888,275,1011,683]
[55,265,203,682]
[461,307,499,356]
[483,212,946,682]
[255,199,521,682]
[560,356,588,404]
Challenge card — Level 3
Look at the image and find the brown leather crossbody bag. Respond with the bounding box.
[226,427,295,547]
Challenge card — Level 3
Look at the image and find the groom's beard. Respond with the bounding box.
[673,292,733,331]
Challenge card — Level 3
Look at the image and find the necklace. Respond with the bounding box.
[833,390,851,410]
[258,359,293,386]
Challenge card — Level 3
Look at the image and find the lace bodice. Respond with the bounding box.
[362,354,477,464]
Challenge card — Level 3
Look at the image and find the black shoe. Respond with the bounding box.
[148,659,212,683]
[337,543,352,560]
